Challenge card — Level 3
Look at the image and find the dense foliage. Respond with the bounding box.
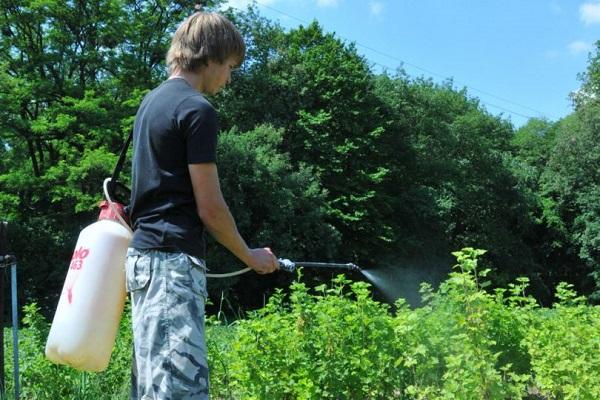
[3,249,599,399]
[0,0,599,315]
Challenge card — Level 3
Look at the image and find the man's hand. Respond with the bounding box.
[247,247,279,274]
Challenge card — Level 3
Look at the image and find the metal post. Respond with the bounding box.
[0,222,5,393]
[0,221,19,400]
[10,259,19,400]
[0,256,18,400]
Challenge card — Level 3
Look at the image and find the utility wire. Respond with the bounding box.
[366,61,538,120]
[357,42,557,119]
[227,0,558,122]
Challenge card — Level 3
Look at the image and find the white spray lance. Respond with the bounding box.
[208,259,361,278]
[277,259,361,273]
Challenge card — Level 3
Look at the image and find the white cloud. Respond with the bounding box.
[580,2,600,24]
[369,1,384,17]
[568,40,593,54]
[317,0,338,7]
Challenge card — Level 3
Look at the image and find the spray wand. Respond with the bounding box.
[206,258,361,278]
[277,259,361,273]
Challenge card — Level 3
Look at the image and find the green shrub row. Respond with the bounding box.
[211,248,600,399]
[3,248,600,399]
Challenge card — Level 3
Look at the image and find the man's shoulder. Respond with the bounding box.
[175,92,216,120]
[177,91,214,112]
[144,79,215,118]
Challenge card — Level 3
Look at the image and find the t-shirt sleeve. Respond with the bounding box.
[176,96,218,164]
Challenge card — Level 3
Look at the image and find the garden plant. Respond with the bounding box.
[2,248,599,399]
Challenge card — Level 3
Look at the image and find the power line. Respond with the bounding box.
[357,42,558,119]
[368,58,544,120]
[227,0,556,122]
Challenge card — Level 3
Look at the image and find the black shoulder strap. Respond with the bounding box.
[107,130,133,203]
[111,130,133,184]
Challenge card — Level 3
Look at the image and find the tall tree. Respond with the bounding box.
[521,42,600,301]
[0,0,206,313]
[373,74,545,293]
[216,13,392,266]
[539,116,600,299]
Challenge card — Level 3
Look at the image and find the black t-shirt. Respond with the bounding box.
[128,78,218,259]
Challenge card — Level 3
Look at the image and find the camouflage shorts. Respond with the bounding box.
[125,248,209,400]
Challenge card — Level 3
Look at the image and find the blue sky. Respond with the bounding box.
[222,0,600,128]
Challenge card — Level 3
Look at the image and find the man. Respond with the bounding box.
[126,11,279,399]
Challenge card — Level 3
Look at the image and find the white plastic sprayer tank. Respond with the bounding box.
[45,200,132,371]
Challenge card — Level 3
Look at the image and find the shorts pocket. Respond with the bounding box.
[125,251,152,293]
[187,254,207,272]
[187,255,208,298]
[189,264,208,299]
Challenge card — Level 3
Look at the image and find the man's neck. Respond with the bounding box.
[169,69,202,92]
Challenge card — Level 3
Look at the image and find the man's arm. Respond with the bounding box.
[188,163,278,274]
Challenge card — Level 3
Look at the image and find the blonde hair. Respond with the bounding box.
[166,12,245,73]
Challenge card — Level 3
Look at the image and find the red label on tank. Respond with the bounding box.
[66,247,90,303]
[69,247,90,270]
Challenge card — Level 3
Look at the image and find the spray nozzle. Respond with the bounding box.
[347,263,361,271]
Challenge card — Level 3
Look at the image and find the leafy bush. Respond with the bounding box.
[226,273,405,399]
[3,248,600,399]
[210,248,599,399]
[524,283,600,400]
[402,249,530,399]
[3,303,132,399]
